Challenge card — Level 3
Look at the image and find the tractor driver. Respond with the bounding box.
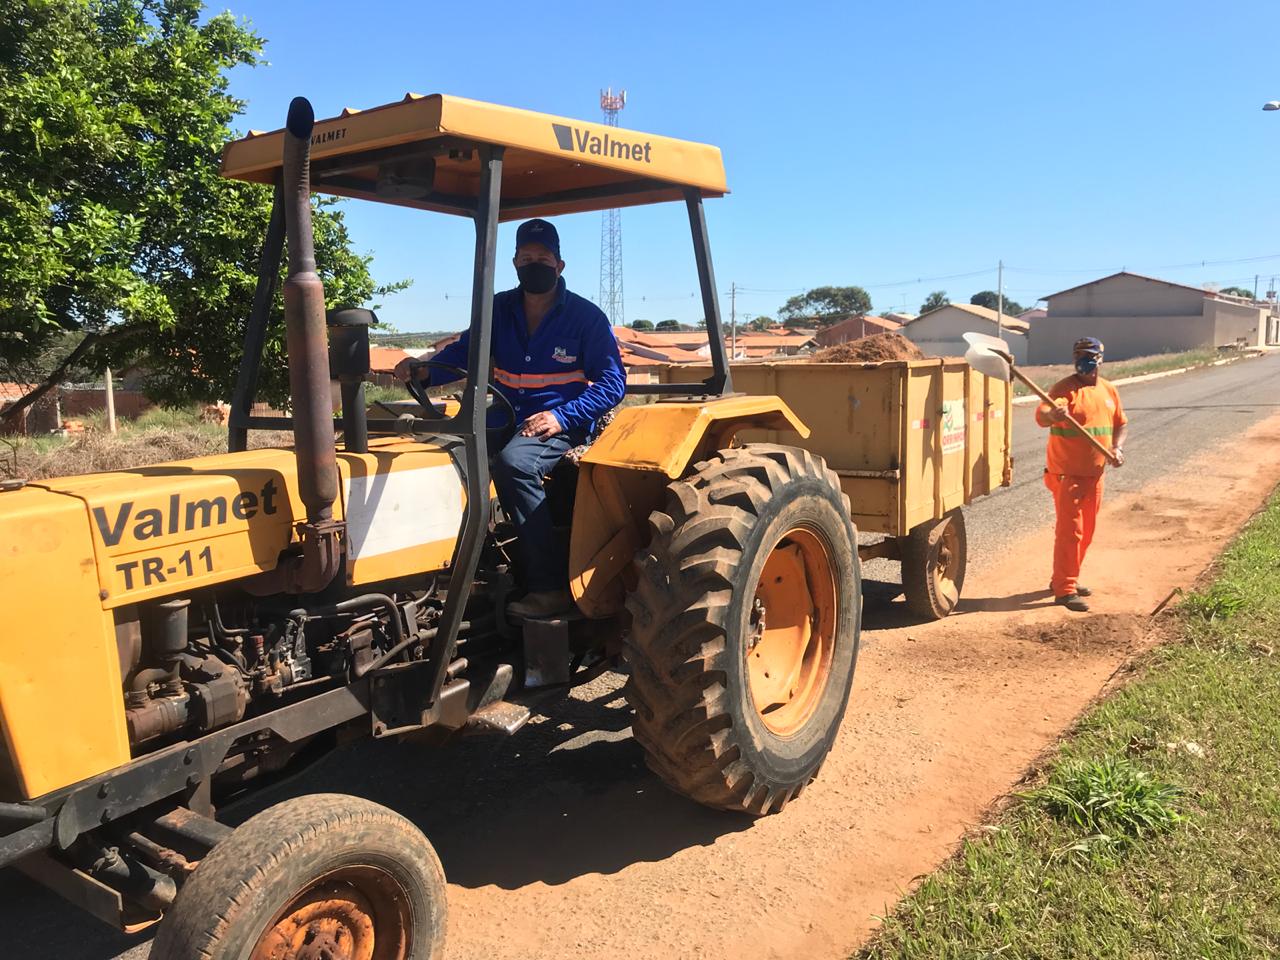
[396,218,627,620]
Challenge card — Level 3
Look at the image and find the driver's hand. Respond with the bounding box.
[519,411,563,440]
[393,357,422,383]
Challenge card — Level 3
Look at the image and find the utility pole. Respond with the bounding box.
[996,259,1004,339]
[104,367,117,435]
[1254,274,1260,302]
[730,282,737,357]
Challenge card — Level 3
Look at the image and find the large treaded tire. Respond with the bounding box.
[624,444,861,816]
[900,508,967,620]
[150,794,446,960]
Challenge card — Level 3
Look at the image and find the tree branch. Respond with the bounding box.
[1,326,142,432]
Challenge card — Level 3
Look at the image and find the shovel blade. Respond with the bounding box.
[962,331,1014,382]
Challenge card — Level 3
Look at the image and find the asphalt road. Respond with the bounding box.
[5,352,1279,960]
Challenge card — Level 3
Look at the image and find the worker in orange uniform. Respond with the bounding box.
[1035,337,1127,612]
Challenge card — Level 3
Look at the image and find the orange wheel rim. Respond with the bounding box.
[932,519,961,610]
[251,866,411,960]
[746,525,838,737]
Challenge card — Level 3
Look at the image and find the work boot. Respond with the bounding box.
[1055,594,1090,613]
[1049,582,1091,596]
[507,589,574,620]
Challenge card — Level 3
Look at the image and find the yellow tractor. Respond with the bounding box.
[0,94,864,957]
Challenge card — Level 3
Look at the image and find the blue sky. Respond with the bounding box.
[222,0,1280,331]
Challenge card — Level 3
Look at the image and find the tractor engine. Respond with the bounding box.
[112,583,505,754]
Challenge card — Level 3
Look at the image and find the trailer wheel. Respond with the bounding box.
[901,509,967,620]
[624,444,861,815]
[150,794,446,960]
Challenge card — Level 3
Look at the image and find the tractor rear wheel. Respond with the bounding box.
[150,794,446,960]
[624,444,861,815]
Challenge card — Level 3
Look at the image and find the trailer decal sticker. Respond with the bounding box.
[941,400,965,455]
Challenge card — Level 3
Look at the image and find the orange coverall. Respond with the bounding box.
[1035,375,1127,598]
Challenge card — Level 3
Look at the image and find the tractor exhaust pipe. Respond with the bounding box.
[273,96,343,592]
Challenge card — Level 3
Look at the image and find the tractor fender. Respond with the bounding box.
[569,396,808,618]
[578,395,808,479]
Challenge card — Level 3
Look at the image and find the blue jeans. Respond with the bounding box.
[490,432,574,592]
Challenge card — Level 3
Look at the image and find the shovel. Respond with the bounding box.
[963,331,1120,467]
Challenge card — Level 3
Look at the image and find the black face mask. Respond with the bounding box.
[1075,356,1099,376]
[517,262,558,295]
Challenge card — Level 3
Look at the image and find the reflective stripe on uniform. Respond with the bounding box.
[493,367,588,389]
[1049,425,1113,438]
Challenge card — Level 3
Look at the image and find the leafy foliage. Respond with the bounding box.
[1178,585,1246,622]
[1218,286,1254,299]
[777,285,872,326]
[969,289,1026,316]
[0,0,406,411]
[655,319,681,331]
[629,318,654,330]
[920,290,949,313]
[1031,756,1182,856]
[747,315,773,331]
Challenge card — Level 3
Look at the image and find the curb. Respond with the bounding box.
[1010,352,1255,406]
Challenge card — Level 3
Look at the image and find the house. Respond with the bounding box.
[1,382,62,435]
[813,315,903,349]
[1029,272,1270,364]
[882,312,917,326]
[731,332,815,358]
[365,347,417,387]
[899,303,1029,363]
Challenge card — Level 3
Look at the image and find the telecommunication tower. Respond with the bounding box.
[598,87,626,324]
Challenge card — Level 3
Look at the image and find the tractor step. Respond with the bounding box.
[465,700,531,736]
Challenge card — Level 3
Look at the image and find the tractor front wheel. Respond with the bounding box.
[150,794,446,960]
[625,444,861,815]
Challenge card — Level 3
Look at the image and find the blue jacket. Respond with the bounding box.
[431,279,626,441]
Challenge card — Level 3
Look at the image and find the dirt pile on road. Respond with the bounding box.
[1013,613,1148,654]
[809,333,924,363]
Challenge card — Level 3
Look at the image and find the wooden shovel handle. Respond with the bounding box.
[1010,368,1120,466]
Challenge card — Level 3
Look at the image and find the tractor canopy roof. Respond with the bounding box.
[220,93,727,221]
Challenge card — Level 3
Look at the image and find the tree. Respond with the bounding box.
[777,286,872,326]
[1,0,406,428]
[630,319,654,330]
[655,319,681,331]
[748,316,773,332]
[1219,286,1254,300]
[969,290,1025,316]
[920,290,950,314]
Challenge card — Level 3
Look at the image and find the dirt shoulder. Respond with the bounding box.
[437,411,1280,960]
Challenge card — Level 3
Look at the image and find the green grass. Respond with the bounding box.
[1013,348,1223,397]
[1,405,236,480]
[364,383,409,408]
[857,490,1280,960]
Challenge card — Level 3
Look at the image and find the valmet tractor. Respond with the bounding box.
[0,94,862,958]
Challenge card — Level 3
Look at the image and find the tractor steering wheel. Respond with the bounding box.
[404,360,517,433]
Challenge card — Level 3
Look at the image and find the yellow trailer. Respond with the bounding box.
[658,358,1013,618]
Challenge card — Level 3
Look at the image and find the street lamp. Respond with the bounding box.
[1265,99,1280,340]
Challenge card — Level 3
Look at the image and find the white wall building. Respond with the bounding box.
[1029,272,1269,364]
[900,302,1029,363]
